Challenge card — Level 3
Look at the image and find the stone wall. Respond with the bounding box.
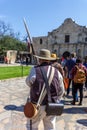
[32,18,87,58]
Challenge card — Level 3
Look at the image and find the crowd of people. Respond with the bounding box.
[63,54,87,105]
[25,48,87,130]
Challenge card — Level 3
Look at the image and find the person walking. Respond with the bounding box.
[83,56,87,96]
[51,53,67,97]
[71,58,87,105]
[51,53,64,77]
[26,49,64,130]
[64,54,76,96]
[70,52,78,101]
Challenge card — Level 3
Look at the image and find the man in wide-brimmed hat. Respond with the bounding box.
[51,53,64,77]
[26,49,64,130]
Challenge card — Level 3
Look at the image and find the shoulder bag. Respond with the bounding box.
[40,67,64,116]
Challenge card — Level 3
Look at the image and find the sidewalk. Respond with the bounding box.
[0,77,87,130]
[0,63,21,66]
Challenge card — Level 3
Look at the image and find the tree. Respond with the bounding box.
[0,20,27,52]
[0,20,14,37]
[0,36,27,51]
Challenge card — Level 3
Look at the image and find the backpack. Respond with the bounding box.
[73,65,86,83]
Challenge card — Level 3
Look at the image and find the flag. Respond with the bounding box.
[26,37,31,52]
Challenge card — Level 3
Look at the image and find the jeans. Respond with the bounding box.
[72,81,78,101]
[67,78,71,95]
[73,82,83,103]
[85,76,87,89]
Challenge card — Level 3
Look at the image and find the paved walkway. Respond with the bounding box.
[0,77,87,130]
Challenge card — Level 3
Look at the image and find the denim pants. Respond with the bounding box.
[72,81,78,101]
[67,78,71,95]
[85,76,87,89]
[73,82,83,103]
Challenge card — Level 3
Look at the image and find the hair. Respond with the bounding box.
[71,52,76,58]
[76,58,82,63]
[84,56,87,62]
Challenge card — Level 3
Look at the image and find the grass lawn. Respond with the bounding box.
[0,65,32,80]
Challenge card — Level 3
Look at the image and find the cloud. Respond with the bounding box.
[0,15,7,20]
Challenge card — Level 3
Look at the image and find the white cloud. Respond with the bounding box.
[0,15,7,20]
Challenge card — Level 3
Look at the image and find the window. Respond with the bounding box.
[77,49,81,56]
[40,38,42,44]
[65,35,70,43]
[85,37,87,42]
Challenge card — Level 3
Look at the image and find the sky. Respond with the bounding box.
[0,0,87,40]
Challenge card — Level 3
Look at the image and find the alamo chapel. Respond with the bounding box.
[32,18,87,58]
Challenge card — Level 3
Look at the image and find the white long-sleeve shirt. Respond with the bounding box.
[26,66,65,101]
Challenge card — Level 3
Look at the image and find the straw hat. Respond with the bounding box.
[33,49,56,60]
[51,53,59,59]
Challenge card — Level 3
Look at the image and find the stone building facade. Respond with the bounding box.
[32,18,87,58]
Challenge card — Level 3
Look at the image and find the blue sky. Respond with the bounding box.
[0,0,87,40]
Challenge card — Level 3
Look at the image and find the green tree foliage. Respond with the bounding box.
[0,36,27,51]
[0,20,27,54]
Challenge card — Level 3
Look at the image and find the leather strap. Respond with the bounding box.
[40,66,55,103]
[37,66,51,106]
[39,66,55,104]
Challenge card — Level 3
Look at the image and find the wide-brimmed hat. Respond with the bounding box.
[51,53,59,59]
[33,49,56,60]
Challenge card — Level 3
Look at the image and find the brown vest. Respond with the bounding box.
[30,65,61,105]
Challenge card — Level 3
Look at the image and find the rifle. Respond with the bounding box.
[23,18,37,64]
[23,20,33,130]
